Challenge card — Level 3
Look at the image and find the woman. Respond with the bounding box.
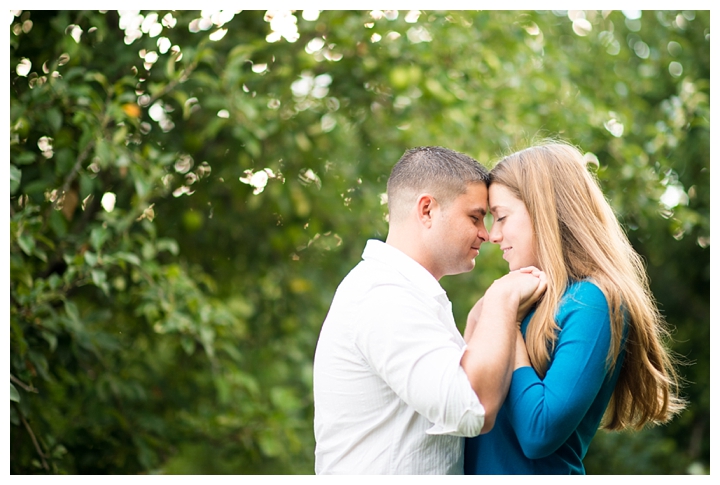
[463,141,685,474]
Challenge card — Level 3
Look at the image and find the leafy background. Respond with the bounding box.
[9,10,709,474]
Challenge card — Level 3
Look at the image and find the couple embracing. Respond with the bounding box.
[313,142,684,475]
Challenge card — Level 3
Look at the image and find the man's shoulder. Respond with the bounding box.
[339,259,427,302]
[324,262,435,335]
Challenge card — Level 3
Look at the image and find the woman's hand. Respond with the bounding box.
[514,266,547,324]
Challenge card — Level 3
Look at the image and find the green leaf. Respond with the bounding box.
[85,71,109,88]
[84,250,98,266]
[180,336,195,355]
[13,151,36,165]
[48,209,68,237]
[425,78,455,104]
[156,238,179,255]
[17,233,35,256]
[78,128,94,155]
[94,138,113,168]
[91,269,107,288]
[133,173,152,198]
[32,246,47,262]
[10,404,20,426]
[10,164,22,194]
[64,299,80,325]
[90,226,110,251]
[270,386,301,412]
[258,429,282,458]
[114,251,141,266]
[41,330,58,352]
[46,107,63,132]
[27,350,50,381]
[79,171,95,200]
[10,383,20,403]
[141,242,156,260]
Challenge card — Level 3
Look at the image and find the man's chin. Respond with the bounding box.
[443,261,476,278]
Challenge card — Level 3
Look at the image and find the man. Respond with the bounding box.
[313,146,546,474]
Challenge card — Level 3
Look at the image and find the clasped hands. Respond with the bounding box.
[464,267,547,342]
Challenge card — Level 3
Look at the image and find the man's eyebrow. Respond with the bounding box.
[471,206,487,217]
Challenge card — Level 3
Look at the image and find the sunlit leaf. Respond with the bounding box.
[10,165,21,194]
[10,383,20,403]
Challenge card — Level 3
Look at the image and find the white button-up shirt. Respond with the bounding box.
[313,240,485,474]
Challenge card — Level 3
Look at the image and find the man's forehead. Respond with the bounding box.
[465,182,488,200]
[459,183,488,212]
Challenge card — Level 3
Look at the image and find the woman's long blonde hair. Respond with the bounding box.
[490,140,685,430]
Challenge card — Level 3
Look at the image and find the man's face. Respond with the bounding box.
[428,182,489,279]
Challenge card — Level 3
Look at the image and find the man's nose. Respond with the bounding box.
[478,225,489,243]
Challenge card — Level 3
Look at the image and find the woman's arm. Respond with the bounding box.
[504,282,616,459]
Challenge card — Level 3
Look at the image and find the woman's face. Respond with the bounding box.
[488,183,540,271]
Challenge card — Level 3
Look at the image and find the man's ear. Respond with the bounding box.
[416,194,436,228]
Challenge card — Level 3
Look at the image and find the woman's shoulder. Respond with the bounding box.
[561,279,609,314]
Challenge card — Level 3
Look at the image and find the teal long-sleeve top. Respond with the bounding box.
[464,280,625,475]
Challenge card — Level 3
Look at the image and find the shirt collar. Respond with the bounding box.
[362,239,448,300]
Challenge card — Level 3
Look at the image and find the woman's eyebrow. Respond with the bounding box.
[489,204,503,213]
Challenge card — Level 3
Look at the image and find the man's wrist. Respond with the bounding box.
[485,284,520,309]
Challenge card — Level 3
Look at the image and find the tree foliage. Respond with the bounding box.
[9,10,709,474]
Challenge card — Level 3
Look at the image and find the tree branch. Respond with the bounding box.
[145,57,198,107]
[11,374,39,393]
[15,403,49,471]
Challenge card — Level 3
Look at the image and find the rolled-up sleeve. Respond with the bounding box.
[355,285,485,437]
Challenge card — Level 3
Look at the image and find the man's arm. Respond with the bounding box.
[355,285,487,437]
[460,269,546,433]
[463,297,483,343]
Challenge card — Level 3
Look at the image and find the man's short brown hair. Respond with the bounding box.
[387,146,489,221]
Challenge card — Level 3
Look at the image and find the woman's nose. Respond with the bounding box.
[489,223,501,243]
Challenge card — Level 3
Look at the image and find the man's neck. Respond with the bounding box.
[385,225,441,281]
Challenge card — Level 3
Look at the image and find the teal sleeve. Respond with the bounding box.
[504,282,613,459]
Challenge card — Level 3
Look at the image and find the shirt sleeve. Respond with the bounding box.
[504,282,614,459]
[353,284,485,437]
